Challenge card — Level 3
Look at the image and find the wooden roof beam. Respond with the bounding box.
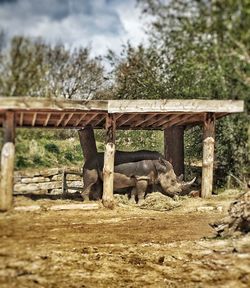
[92,114,106,127]
[56,113,66,127]
[176,114,202,126]
[43,113,51,127]
[141,113,167,128]
[162,114,192,129]
[63,113,74,127]
[84,113,99,126]
[31,112,37,127]
[117,114,138,127]
[133,113,158,127]
[19,112,24,127]
[159,114,182,129]
[74,113,87,127]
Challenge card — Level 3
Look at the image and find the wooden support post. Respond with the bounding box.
[201,113,215,198]
[102,114,115,209]
[164,126,185,177]
[0,111,15,211]
[62,170,67,196]
[78,125,98,162]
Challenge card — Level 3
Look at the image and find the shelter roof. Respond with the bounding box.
[0,97,244,130]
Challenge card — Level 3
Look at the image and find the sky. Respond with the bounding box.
[0,0,149,57]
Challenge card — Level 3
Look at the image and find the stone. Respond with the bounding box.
[21,177,50,184]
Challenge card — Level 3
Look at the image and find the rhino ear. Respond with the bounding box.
[159,158,173,171]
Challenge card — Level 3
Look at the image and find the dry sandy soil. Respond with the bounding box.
[0,190,249,288]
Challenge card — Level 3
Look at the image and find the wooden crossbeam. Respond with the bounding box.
[19,112,24,126]
[161,114,183,129]
[117,114,138,126]
[43,113,51,127]
[133,114,157,127]
[63,113,74,127]
[141,114,166,128]
[93,114,106,127]
[84,113,99,126]
[56,113,66,127]
[74,113,87,127]
[31,112,37,127]
[165,114,192,128]
[176,114,202,126]
[154,114,176,127]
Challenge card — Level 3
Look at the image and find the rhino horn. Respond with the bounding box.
[181,177,196,191]
[177,174,184,181]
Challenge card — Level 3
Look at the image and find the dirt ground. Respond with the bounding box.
[0,190,249,288]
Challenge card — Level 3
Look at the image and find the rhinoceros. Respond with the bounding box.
[81,150,195,204]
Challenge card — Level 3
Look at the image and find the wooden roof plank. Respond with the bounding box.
[108,99,244,113]
[0,97,108,112]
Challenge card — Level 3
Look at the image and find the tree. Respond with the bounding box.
[0,36,106,99]
[106,43,165,99]
[138,0,249,181]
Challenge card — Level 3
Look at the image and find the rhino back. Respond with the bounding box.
[114,160,156,177]
[84,150,162,171]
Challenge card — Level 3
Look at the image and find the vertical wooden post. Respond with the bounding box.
[78,125,98,162]
[164,126,185,177]
[102,114,115,209]
[0,111,15,211]
[62,170,67,196]
[201,113,215,198]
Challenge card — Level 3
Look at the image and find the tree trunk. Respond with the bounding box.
[78,125,98,162]
[102,114,115,209]
[164,126,185,177]
[201,113,215,198]
[0,111,15,211]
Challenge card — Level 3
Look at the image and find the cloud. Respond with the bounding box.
[0,0,148,56]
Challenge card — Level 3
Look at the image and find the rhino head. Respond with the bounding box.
[155,158,196,197]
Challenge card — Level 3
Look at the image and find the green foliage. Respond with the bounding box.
[95,129,164,152]
[11,129,84,170]
[106,0,250,184]
[44,143,60,154]
[0,35,106,99]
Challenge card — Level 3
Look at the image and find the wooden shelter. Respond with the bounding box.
[0,97,244,210]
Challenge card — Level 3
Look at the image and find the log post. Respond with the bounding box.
[201,113,215,198]
[164,126,185,177]
[102,114,116,209]
[78,125,98,162]
[0,111,15,211]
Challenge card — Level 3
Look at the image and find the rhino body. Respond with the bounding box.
[81,150,194,204]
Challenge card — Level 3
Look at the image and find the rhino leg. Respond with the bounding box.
[136,179,148,205]
[82,169,98,201]
[129,187,137,204]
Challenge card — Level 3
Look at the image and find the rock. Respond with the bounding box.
[211,191,250,236]
[21,177,50,184]
[197,206,215,212]
[189,190,200,197]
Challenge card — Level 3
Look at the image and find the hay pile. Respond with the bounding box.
[211,190,250,237]
[114,194,132,206]
[140,192,181,211]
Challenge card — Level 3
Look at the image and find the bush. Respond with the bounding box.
[16,156,29,169]
[44,143,60,154]
[64,151,74,161]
